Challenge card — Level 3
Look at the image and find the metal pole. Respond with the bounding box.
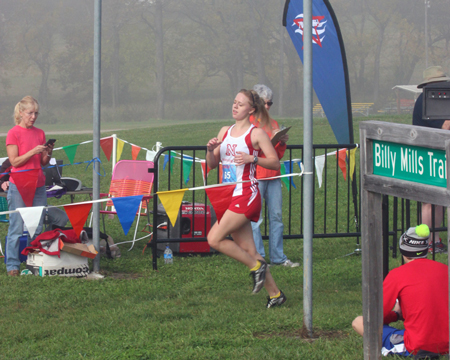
[425,0,429,68]
[92,0,102,272]
[303,0,313,337]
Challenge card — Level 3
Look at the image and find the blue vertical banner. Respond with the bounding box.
[283,0,353,144]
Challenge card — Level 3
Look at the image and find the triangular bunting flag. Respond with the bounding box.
[10,170,39,207]
[200,160,212,185]
[336,149,347,180]
[64,203,93,238]
[112,195,143,235]
[17,206,45,238]
[157,189,187,227]
[163,153,169,170]
[63,144,79,164]
[100,137,113,161]
[279,163,290,190]
[348,147,357,181]
[182,158,193,184]
[146,150,157,162]
[131,145,141,161]
[117,139,125,162]
[205,185,235,223]
[283,161,297,189]
[218,164,223,184]
[314,156,325,188]
[163,151,175,172]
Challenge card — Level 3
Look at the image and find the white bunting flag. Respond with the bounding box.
[314,156,325,188]
[146,150,157,162]
[17,206,45,238]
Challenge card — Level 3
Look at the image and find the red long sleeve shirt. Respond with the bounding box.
[249,116,286,179]
[383,259,449,354]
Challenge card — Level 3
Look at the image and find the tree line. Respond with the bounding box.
[0,0,448,124]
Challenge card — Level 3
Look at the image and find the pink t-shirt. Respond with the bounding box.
[6,125,46,187]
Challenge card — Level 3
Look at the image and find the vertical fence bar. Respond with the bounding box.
[335,147,339,233]
[392,197,398,258]
[382,195,389,279]
[324,150,328,234]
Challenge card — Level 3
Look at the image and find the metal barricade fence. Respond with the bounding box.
[148,145,446,270]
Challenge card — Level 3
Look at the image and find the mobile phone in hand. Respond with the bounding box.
[45,139,56,146]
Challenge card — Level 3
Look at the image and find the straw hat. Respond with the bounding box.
[417,66,450,88]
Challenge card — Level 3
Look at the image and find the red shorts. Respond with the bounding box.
[228,189,261,222]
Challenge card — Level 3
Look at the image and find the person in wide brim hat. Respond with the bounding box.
[415,66,450,253]
[417,65,450,88]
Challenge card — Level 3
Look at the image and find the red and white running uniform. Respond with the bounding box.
[220,124,261,221]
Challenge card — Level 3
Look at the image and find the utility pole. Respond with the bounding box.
[425,0,430,68]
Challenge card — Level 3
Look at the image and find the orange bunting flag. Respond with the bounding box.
[200,161,223,184]
[100,137,113,161]
[336,149,347,181]
[205,184,235,223]
[63,203,93,238]
[200,161,211,183]
[157,189,187,227]
[10,169,39,207]
[117,139,125,162]
[219,164,223,184]
[131,145,141,160]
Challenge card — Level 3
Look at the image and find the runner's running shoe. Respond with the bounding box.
[250,260,267,294]
[266,291,287,308]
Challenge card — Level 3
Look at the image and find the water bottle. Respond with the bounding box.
[164,245,173,264]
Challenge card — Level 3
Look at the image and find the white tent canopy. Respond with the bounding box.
[392,85,422,96]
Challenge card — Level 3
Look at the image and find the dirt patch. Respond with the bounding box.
[253,327,348,343]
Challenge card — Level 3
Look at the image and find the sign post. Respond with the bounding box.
[360,120,450,359]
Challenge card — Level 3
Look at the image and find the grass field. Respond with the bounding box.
[0,114,448,359]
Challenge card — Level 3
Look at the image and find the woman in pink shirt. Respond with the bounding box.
[5,96,54,276]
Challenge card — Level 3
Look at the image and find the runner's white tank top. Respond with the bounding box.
[220,124,259,200]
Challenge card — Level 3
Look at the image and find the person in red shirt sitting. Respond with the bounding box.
[352,224,449,358]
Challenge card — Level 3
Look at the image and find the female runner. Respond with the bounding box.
[206,89,286,308]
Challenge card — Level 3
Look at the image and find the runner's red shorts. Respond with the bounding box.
[228,189,261,222]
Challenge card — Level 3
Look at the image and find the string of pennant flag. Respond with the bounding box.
[48,135,358,189]
[0,133,358,242]
[0,172,303,241]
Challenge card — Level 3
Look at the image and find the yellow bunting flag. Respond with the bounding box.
[117,139,125,162]
[347,147,357,181]
[157,189,187,227]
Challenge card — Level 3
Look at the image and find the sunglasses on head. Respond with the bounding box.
[265,101,273,107]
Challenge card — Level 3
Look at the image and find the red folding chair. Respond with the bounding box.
[97,160,154,250]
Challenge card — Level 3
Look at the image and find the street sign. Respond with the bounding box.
[373,140,447,187]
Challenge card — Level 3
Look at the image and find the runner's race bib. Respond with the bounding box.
[222,164,237,183]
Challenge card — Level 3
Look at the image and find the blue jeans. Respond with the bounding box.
[6,183,47,271]
[251,178,287,264]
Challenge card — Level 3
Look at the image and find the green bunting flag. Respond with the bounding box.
[182,157,193,184]
[62,144,79,164]
[280,164,290,190]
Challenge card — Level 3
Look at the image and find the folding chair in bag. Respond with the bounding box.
[97,160,154,250]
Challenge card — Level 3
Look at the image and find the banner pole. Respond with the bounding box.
[303,0,314,338]
[92,0,102,273]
